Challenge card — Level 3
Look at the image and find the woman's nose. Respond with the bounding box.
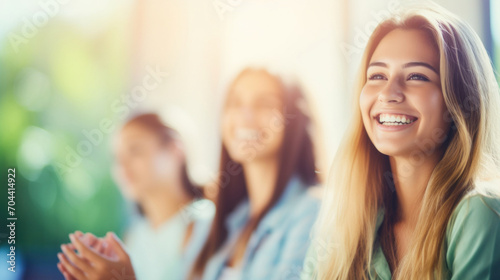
[241,106,256,121]
[378,78,404,103]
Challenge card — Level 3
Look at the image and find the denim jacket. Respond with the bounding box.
[201,175,321,280]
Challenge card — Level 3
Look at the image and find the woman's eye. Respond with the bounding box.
[368,74,386,80]
[408,73,429,81]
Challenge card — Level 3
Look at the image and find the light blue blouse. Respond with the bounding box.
[125,199,215,280]
[201,175,321,280]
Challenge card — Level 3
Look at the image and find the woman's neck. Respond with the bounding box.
[242,156,279,218]
[140,181,193,230]
[389,150,442,226]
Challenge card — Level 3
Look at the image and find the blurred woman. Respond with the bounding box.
[189,66,322,280]
[305,3,500,280]
[57,113,214,280]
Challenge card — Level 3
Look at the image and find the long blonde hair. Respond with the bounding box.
[311,2,500,279]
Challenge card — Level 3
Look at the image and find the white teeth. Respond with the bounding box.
[235,128,259,141]
[378,113,415,125]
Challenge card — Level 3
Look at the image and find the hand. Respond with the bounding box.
[71,231,117,259]
[57,232,108,280]
[57,231,136,280]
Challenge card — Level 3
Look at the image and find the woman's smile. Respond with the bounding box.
[373,112,418,131]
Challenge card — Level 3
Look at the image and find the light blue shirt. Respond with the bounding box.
[201,175,321,280]
[125,199,215,280]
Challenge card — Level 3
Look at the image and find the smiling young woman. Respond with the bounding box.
[56,114,214,280]
[304,2,500,280]
[189,66,322,280]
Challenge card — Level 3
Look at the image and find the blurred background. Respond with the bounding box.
[0,0,498,279]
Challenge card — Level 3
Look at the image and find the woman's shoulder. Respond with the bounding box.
[449,192,500,227]
[447,190,500,239]
[185,199,215,242]
[185,198,216,222]
[291,183,322,217]
[275,183,322,238]
[445,191,500,279]
[276,176,322,219]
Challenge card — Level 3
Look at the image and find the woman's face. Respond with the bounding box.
[113,124,181,201]
[222,70,285,164]
[360,28,451,158]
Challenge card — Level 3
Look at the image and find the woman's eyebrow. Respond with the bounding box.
[367,61,388,68]
[403,62,439,74]
[367,61,438,74]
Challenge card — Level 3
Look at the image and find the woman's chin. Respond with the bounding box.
[373,143,412,158]
[229,151,275,165]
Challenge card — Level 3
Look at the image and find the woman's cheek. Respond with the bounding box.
[258,112,273,130]
[359,87,371,109]
[359,92,373,126]
[418,91,446,129]
[133,158,152,183]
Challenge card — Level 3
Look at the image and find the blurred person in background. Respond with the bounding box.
[188,66,323,280]
[56,113,215,280]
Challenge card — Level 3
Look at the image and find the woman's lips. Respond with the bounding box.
[235,128,259,141]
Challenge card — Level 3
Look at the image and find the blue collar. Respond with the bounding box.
[225,175,307,235]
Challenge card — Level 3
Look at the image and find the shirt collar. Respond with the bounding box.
[225,175,307,234]
[375,207,385,233]
[371,208,392,280]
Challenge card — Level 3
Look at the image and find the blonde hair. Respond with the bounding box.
[311,2,500,279]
